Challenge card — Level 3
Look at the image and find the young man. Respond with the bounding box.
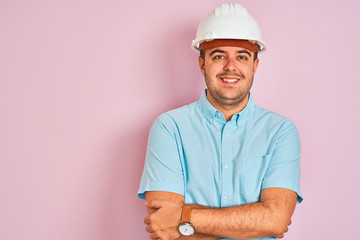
[138,3,302,240]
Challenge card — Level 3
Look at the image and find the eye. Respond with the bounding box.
[237,55,249,61]
[213,55,224,60]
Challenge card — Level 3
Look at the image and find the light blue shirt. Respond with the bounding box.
[138,90,302,240]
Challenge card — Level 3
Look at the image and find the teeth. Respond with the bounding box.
[222,78,239,83]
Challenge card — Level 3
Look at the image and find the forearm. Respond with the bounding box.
[145,188,296,240]
[191,201,287,239]
[176,233,218,240]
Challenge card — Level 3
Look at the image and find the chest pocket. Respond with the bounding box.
[240,154,271,203]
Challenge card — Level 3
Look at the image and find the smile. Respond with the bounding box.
[220,78,239,83]
[219,76,241,84]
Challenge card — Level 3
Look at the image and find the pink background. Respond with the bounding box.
[1,0,359,239]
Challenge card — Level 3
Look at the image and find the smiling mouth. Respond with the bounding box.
[218,73,243,84]
[220,77,240,83]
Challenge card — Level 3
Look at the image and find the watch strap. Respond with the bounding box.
[181,205,192,223]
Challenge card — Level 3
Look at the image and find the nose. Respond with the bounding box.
[223,57,236,72]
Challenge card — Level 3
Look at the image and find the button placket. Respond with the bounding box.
[220,121,234,207]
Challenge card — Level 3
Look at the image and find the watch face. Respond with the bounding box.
[178,223,195,236]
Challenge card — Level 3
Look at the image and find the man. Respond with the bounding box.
[138,3,302,240]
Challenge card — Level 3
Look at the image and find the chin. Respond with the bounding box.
[221,94,248,105]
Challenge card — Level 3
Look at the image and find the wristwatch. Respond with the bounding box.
[178,205,195,236]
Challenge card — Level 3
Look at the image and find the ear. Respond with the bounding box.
[253,58,259,74]
[198,56,205,76]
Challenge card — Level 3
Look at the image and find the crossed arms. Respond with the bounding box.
[144,187,297,240]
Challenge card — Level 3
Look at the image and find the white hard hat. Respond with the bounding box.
[191,3,266,52]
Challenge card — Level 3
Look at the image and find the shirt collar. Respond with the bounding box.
[197,89,255,126]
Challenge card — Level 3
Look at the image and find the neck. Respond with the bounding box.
[207,93,250,121]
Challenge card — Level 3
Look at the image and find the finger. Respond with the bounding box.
[150,232,160,239]
[144,216,150,225]
[274,233,284,239]
[170,232,181,240]
[146,200,165,209]
[146,224,153,233]
[146,224,159,233]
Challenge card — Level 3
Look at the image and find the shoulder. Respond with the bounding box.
[251,105,301,157]
[253,105,298,129]
[150,101,199,135]
[155,101,199,125]
[251,105,300,142]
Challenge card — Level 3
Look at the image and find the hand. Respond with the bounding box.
[144,200,182,240]
[274,219,292,239]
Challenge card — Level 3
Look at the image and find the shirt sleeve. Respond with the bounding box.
[137,114,184,200]
[261,120,303,203]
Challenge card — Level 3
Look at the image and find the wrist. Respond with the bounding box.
[178,205,195,236]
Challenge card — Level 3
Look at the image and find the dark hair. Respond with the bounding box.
[200,49,205,59]
[200,48,258,61]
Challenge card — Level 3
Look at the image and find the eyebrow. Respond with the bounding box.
[237,50,251,56]
[209,49,252,57]
[209,49,225,56]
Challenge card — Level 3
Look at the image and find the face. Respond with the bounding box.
[199,46,259,109]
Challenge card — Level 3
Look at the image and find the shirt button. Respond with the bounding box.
[224,164,229,169]
[223,196,228,201]
[224,134,228,138]
[217,112,222,117]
